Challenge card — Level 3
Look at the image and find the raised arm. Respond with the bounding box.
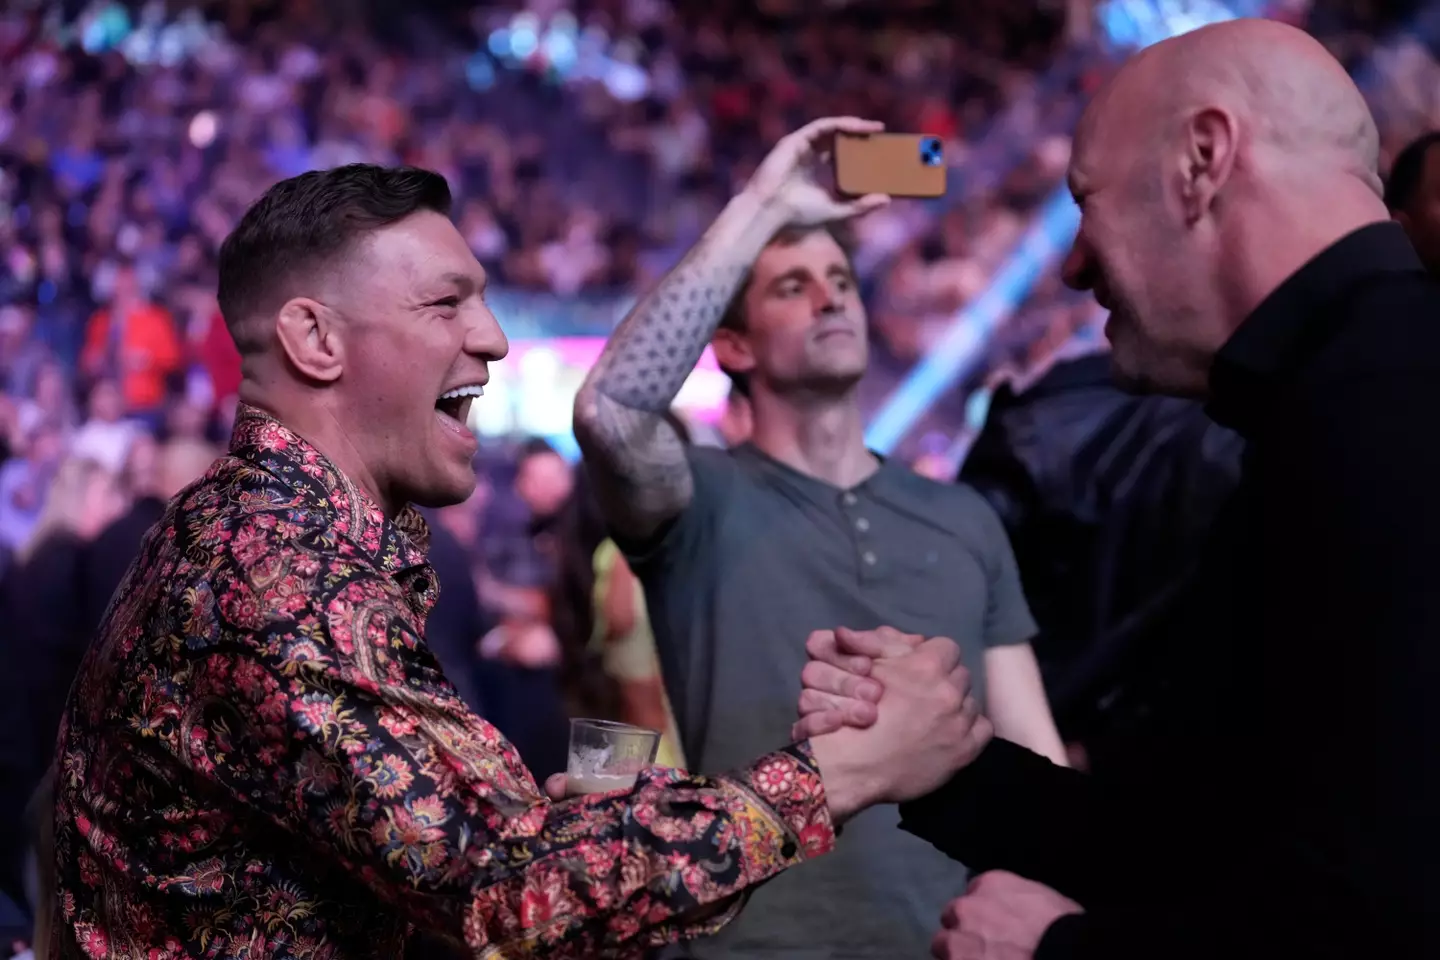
[573,117,889,541]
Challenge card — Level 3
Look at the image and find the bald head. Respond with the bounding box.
[1063,19,1389,398]
[1087,19,1379,196]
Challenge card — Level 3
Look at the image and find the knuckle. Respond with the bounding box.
[798,689,827,714]
[805,630,832,655]
[938,680,965,711]
[975,715,995,743]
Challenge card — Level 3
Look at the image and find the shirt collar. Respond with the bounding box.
[1206,221,1425,436]
[227,404,431,574]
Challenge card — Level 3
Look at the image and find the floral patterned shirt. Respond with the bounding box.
[49,406,835,959]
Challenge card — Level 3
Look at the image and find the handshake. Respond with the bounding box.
[793,627,992,823]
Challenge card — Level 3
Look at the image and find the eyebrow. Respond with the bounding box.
[765,263,854,293]
[425,271,484,300]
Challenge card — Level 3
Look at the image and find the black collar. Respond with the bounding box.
[1206,222,1426,436]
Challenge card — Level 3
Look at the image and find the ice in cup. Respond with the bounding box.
[565,719,661,796]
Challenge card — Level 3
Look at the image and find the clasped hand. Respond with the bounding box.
[793,627,1080,959]
[791,625,984,746]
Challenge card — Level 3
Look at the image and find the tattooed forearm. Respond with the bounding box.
[572,397,695,540]
[575,192,788,538]
[578,207,771,414]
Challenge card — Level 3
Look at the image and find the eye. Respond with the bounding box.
[833,274,854,292]
[429,296,461,309]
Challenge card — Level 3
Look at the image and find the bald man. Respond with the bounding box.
[796,19,1437,959]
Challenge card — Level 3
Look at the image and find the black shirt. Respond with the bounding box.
[959,352,1243,762]
[900,223,1439,958]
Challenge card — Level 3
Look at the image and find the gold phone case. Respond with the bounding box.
[834,133,947,199]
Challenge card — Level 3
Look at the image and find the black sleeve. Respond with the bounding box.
[921,374,1440,959]
[898,740,1124,906]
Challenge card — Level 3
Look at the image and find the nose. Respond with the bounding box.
[466,301,509,362]
[813,283,844,316]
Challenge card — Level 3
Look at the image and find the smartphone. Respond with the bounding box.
[834,133,947,199]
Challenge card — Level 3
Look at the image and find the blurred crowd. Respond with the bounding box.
[2,0,1440,842]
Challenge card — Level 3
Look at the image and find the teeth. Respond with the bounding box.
[439,385,485,400]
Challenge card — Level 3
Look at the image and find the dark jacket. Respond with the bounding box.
[902,223,1439,958]
[79,496,167,635]
[0,532,89,908]
[959,353,1243,769]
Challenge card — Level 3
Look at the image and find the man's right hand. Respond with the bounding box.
[740,116,891,228]
[806,637,993,821]
[792,626,925,739]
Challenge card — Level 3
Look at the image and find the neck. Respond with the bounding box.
[749,387,877,488]
[1223,177,1391,335]
[237,380,398,516]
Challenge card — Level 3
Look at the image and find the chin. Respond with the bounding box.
[807,360,866,392]
[407,472,478,510]
[1106,348,1153,395]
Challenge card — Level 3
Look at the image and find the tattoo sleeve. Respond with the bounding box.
[574,193,787,541]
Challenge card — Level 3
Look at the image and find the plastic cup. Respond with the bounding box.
[565,719,661,796]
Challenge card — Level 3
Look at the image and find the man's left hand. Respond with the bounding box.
[931,872,1082,960]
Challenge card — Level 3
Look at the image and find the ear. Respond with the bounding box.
[275,298,344,383]
[711,327,756,378]
[1177,106,1238,225]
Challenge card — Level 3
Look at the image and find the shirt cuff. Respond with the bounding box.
[659,742,836,941]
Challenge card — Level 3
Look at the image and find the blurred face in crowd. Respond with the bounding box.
[166,399,209,441]
[78,466,126,540]
[0,305,32,353]
[88,378,124,423]
[112,266,141,307]
[291,210,509,510]
[1393,143,1440,275]
[436,494,481,547]
[123,432,159,497]
[157,440,220,501]
[515,450,573,520]
[713,228,868,400]
[27,425,63,466]
[33,361,68,415]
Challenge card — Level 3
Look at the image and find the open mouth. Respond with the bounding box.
[436,384,485,428]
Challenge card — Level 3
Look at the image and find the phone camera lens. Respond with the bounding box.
[920,137,943,167]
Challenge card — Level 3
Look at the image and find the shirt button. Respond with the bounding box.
[841,492,858,507]
[781,840,797,859]
[855,517,870,533]
[414,576,431,594]
[862,551,877,566]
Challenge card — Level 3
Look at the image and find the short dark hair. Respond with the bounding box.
[217,164,453,352]
[715,223,858,394]
[1384,132,1440,212]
